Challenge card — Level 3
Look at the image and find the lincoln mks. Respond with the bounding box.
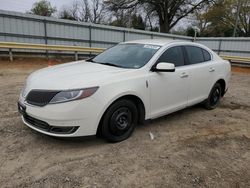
[18,40,231,142]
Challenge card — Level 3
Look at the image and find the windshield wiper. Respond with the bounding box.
[87,58,124,68]
[98,62,124,68]
[86,57,94,62]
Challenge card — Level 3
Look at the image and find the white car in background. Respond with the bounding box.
[18,39,231,142]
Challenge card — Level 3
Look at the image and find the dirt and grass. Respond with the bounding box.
[0,59,250,188]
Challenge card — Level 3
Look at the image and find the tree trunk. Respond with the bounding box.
[159,17,170,33]
[247,19,250,37]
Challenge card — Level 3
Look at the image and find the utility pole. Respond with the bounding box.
[233,0,241,37]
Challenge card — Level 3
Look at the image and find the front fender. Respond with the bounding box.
[93,78,150,133]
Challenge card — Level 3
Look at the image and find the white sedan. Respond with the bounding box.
[18,40,231,142]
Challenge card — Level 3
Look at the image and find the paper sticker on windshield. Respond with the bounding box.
[143,45,160,50]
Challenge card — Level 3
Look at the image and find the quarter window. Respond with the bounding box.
[185,46,204,64]
[202,49,211,61]
[156,46,184,67]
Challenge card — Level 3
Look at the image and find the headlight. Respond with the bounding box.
[49,87,99,104]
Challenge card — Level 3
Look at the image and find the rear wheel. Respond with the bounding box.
[204,83,222,110]
[100,99,138,142]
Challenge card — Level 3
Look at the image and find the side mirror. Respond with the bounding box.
[152,62,175,72]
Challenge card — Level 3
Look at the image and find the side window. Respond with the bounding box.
[202,49,211,61]
[157,46,184,67]
[185,46,204,64]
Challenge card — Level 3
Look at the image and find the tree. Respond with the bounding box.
[194,0,250,37]
[110,11,130,27]
[238,0,250,36]
[79,0,106,23]
[58,0,107,24]
[192,5,210,35]
[205,0,235,36]
[29,0,56,17]
[59,2,79,21]
[104,0,212,33]
[59,9,75,20]
[144,5,159,31]
[131,14,146,30]
[186,27,197,36]
[109,9,133,27]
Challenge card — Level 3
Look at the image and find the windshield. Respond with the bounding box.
[91,43,161,69]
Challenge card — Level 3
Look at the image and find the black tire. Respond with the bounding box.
[100,99,138,143]
[204,83,222,110]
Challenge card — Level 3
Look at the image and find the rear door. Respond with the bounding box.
[183,46,215,106]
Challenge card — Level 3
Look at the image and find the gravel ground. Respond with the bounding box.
[0,59,250,188]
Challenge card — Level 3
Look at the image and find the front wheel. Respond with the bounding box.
[100,99,138,142]
[204,83,222,110]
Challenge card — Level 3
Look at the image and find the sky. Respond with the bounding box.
[0,0,73,13]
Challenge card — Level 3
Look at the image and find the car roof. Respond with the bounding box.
[122,39,218,58]
[123,39,188,46]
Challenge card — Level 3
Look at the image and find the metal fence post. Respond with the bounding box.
[123,30,126,42]
[218,39,222,55]
[89,25,92,47]
[75,51,78,61]
[43,19,48,59]
[9,48,13,61]
[89,25,92,57]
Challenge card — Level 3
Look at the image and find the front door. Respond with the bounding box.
[149,46,189,118]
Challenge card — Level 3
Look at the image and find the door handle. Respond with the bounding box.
[209,67,215,72]
[180,72,189,78]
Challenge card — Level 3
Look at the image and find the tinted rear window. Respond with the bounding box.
[185,46,204,64]
[203,49,211,61]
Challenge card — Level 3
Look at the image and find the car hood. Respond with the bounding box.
[24,61,132,95]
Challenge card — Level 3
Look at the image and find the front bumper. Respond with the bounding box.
[22,112,79,134]
[18,96,104,137]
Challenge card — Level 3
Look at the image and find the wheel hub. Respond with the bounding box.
[211,88,220,105]
[116,113,129,130]
[110,107,132,136]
